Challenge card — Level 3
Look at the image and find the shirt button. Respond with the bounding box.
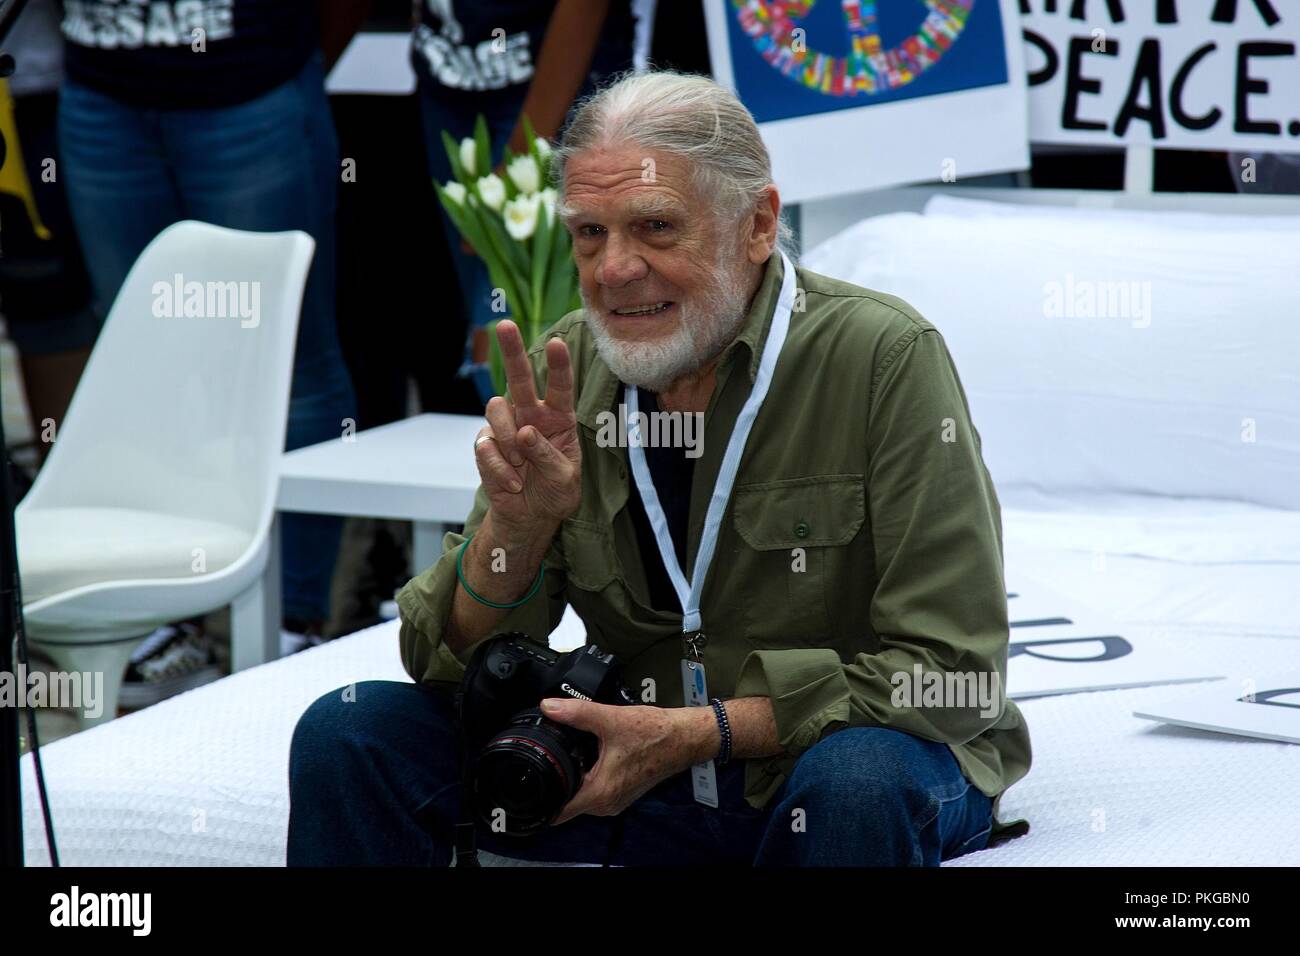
[794,521,810,538]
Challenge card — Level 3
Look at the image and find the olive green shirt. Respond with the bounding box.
[397,251,1032,839]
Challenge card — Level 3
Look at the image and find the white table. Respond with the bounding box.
[232,414,484,671]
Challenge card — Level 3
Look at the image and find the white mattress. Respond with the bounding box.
[21,491,1300,866]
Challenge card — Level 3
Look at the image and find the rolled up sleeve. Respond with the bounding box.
[395,484,570,688]
[736,326,1010,760]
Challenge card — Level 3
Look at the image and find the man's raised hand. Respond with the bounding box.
[474,320,581,534]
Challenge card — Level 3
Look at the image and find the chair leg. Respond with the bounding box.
[412,521,448,577]
[29,636,146,729]
[231,513,281,673]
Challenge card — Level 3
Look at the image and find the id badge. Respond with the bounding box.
[680,659,719,808]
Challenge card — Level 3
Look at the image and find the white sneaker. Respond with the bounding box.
[279,628,328,656]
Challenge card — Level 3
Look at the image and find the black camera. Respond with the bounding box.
[457,633,635,836]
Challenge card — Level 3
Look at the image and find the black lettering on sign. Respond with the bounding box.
[1170,43,1221,130]
[1115,38,1166,139]
[1062,35,1117,131]
[1024,29,1060,87]
[1212,0,1281,27]
[1234,41,1295,135]
[1068,0,1126,23]
[1009,635,1133,662]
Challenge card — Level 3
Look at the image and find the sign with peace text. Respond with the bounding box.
[1021,0,1300,152]
[704,0,1030,203]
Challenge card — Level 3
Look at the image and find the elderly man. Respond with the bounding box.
[287,71,1031,867]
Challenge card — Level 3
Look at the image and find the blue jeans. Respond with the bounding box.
[287,681,995,866]
[416,85,520,407]
[58,53,357,623]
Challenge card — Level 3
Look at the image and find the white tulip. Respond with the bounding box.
[459,137,477,177]
[476,173,506,212]
[504,195,541,241]
[443,181,467,206]
[535,137,552,162]
[538,187,558,226]
[505,154,541,195]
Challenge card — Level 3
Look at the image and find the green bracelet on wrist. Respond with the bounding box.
[456,532,545,610]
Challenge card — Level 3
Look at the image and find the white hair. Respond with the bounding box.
[552,69,793,253]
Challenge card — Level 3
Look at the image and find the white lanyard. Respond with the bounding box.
[624,249,796,636]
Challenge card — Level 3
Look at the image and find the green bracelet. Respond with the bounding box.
[456,532,546,610]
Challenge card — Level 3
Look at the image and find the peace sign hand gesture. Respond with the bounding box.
[474,320,582,536]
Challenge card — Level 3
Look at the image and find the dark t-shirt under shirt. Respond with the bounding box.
[620,385,695,617]
[61,0,318,109]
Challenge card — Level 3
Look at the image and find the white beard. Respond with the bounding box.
[583,254,752,393]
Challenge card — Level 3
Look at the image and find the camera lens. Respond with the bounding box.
[498,764,545,809]
[473,708,592,835]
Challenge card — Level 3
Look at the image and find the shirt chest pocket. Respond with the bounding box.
[559,517,621,594]
[558,517,646,643]
[729,475,866,645]
[558,518,662,660]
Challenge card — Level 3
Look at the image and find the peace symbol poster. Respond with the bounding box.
[704,0,1030,203]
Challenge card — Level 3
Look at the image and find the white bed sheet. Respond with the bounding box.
[21,492,1300,866]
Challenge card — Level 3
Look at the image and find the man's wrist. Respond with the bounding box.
[465,511,558,603]
[487,509,562,553]
[669,699,783,775]
[678,704,722,767]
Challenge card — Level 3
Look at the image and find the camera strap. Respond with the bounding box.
[453,759,481,867]
[625,249,797,809]
[623,249,796,640]
[453,690,481,867]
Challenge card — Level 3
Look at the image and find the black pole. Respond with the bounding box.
[1,367,24,867]
[1,0,35,868]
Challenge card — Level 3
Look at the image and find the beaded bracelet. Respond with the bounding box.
[455,532,545,610]
[709,697,733,766]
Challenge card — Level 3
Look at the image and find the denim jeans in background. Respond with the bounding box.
[417,86,518,407]
[287,680,995,866]
[57,53,356,624]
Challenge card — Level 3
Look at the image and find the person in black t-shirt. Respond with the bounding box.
[54,1,369,703]
[412,0,635,405]
[0,0,97,467]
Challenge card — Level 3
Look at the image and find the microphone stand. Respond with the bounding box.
[1,349,28,869]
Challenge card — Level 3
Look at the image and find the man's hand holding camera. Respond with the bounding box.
[542,697,719,825]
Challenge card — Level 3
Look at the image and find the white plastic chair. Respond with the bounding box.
[15,221,313,726]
